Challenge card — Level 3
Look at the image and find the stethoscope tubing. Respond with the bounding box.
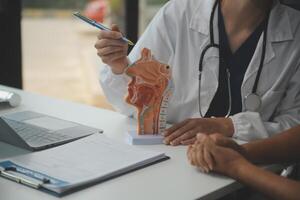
[197,0,271,117]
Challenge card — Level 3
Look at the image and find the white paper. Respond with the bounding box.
[6,134,166,193]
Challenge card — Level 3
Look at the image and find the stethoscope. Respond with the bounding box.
[198,0,270,118]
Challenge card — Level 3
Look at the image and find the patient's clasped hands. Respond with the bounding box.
[187,133,249,178]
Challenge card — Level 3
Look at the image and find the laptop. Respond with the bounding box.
[0,111,103,151]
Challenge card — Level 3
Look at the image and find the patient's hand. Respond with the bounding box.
[203,133,247,157]
[187,134,248,177]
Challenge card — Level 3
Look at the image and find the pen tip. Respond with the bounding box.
[73,11,80,16]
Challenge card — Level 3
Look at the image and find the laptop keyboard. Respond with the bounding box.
[3,118,71,144]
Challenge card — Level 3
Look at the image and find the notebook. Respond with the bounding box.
[0,111,102,151]
[0,134,169,196]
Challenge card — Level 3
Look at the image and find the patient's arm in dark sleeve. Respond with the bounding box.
[243,125,300,164]
[233,160,300,200]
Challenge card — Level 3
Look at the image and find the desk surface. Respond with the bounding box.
[0,85,242,200]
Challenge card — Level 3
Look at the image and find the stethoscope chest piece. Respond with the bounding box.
[244,93,261,112]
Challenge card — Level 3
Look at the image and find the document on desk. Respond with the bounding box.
[0,134,169,196]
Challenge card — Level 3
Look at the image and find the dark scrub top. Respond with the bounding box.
[205,5,266,117]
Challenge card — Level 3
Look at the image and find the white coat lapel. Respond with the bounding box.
[241,34,275,100]
[199,47,219,115]
[241,0,293,107]
[190,0,220,116]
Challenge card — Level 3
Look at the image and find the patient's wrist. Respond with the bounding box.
[215,118,234,137]
[241,143,256,163]
[229,159,253,180]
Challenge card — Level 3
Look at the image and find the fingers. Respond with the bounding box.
[196,133,208,142]
[164,119,189,137]
[164,118,215,146]
[96,24,123,46]
[97,28,122,40]
[188,143,212,173]
[164,119,203,145]
[209,133,228,145]
[95,38,126,49]
[187,134,216,172]
[203,147,214,171]
[187,145,194,165]
[111,24,120,32]
[100,50,127,64]
[200,133,234,148]
[170,129,198,146]
[95,24,128,68]
[195,144,210,173]
[181,138,197,145]
[189,134,246,176]
[96,46,125,57]
[164,124,194,145]
[95,39,127,65]
[199,134,218,170]
[188,145,199,167]
[209,133,244,155]
[95,28,128,66]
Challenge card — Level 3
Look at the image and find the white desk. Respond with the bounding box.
[0,85,244,200]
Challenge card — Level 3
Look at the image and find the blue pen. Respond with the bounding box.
[73,12,134,46]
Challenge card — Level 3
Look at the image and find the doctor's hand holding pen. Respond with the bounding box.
[95,24,129,74]
[163,118,234,146]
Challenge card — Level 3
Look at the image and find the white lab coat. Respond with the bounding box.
[99,0,300,141]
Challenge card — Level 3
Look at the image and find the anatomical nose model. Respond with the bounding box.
[125,48,173,135]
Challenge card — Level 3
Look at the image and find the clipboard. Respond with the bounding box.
[0,160,70,196]
[0,134,169,196]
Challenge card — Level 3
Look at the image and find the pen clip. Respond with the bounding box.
[0,167,49,189]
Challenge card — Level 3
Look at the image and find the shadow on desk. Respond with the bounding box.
[0,105,31,158]
[216,187,267,200]
[0,142,30,159]
[0,104,14,111]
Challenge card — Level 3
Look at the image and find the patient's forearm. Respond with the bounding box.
[242,126,300,164]
[234,162,300,200]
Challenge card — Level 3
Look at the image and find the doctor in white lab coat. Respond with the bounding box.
[95,0,300,144]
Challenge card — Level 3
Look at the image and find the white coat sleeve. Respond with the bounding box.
[99,1,175,116]
[231,64,300,141]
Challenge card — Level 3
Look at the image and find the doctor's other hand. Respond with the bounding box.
[95,24,129,74]
[163,118,234,146]
[187,134,249,177]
